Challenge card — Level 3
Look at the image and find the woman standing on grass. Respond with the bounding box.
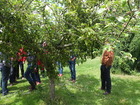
[0,52,11,96]
[100,44,114,95]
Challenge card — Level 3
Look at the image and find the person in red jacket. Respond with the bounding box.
[17,47,27,79]
[100,45,114,95]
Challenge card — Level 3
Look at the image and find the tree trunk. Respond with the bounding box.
[49,77,55,100]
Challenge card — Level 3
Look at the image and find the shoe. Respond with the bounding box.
[36,82,41,85]
[22,77,25,80]
[14,81,19,84]
[99,88,105,91]
[10,83,13,86]
[29,86,36,91]
[103,92,110,95]
[72,80,76,83]
[2,92,8,96]
[69,79,73,81]
[58,74,63,77]
[29,81,36,91]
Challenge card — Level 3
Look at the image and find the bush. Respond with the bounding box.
[112,52,135,75]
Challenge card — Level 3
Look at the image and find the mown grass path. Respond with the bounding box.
[0,57,140,105]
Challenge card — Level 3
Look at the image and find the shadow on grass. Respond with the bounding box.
[106,78,140,105]
[5,83,50,105]
[4,74,140,105]
[55,74,100,105]
[55,75,140,105]
[4,74,99,105]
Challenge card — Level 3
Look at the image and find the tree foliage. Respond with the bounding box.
[0,0,140,99]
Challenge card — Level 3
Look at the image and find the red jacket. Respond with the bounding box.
[18,48,27,62]
[37,60,44,70]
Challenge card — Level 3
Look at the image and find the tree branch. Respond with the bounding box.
[127,0,132,12]
[57,43,74,48]
[118,13,134,38]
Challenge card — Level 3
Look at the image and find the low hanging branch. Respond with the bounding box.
[117,13,134,38]
[117,0,136,38]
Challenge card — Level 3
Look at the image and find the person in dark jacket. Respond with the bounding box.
[24,53,37,91]
[9,57,18,86]
[0,52,11,96]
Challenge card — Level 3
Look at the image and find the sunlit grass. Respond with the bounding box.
[0,57,140,105]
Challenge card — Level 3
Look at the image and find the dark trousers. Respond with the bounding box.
[34,70,41,83]
[9,66,16,83]
[100,65,111,93]
[0,69,2,88]
[69,61,76,80]
[17,61,24,78]
[24,64,36,83]
[1,66,10,95]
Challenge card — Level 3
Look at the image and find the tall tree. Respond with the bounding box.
[0,0,139,100]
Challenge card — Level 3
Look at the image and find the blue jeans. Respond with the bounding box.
[57,62,63,74]
[69,61,76,80]
[100,65,111,93]
[1,66,10,95]
[24,64,36,83]
[34,70,41,82]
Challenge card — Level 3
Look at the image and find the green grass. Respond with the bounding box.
[0,57,140,105]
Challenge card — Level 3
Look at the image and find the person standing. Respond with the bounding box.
[0,52,11,96]
[24,53,36,91]
[17,47,26,79]
[57,62,63,77]
[9,57,18,86]
[69,55,76,83]
[0,52,3,93]
[100,46,114,95]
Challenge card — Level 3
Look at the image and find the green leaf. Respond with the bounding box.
[97,8,106,14]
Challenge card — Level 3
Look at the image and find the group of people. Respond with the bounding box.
[0,42,77,96]
[0,41,114,96]
[0,47,43,96]
[57,44,114,95]
[57,55,77,83]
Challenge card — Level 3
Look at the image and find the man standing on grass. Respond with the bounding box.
[0,52,11,96]
[100,44,114,95]
[0,52,2,93]
[17,47,26,79]
[69,55,76,83]
[24,53,37,91]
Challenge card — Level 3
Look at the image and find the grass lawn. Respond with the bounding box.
[0,57,140,105]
